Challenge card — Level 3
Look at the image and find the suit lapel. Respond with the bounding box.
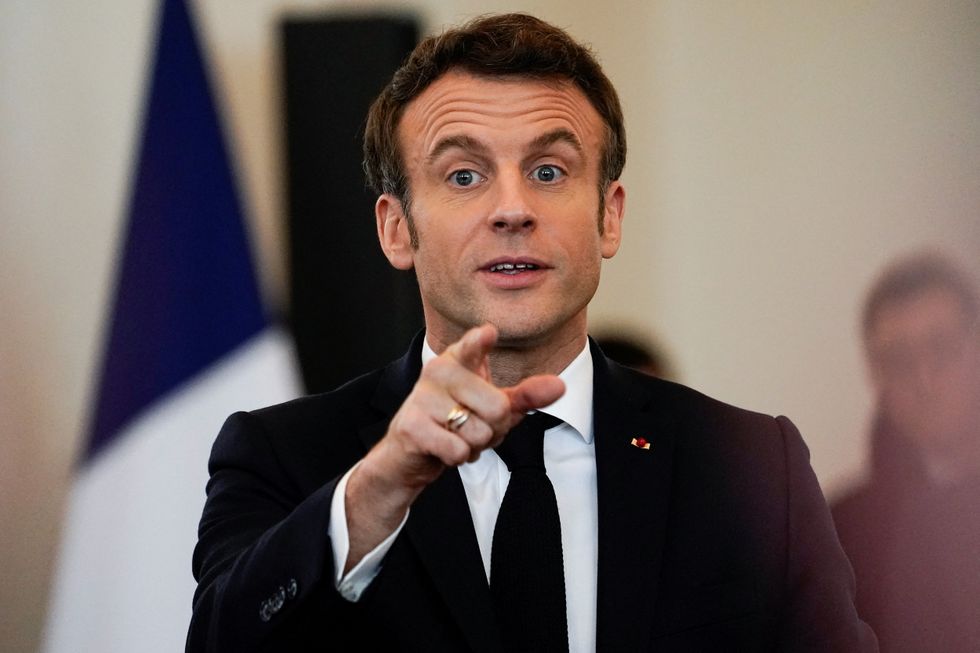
[363,332,502,653]
[592,341,677,650]
[406,471,503,653]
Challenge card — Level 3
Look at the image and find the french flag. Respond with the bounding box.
[43,0,298,650]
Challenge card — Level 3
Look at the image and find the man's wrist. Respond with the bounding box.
[344,446,423,572]
[329,463,411,602]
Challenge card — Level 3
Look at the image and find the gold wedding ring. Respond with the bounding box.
[445,405,471,432]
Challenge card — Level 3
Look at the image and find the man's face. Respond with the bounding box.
[867,287,980,450]
[376,70,625,352]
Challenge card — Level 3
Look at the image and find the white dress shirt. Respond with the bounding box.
[328,339,598,653]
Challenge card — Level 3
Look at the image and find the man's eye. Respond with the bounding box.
[449,170,484,187]
[531,165,563,183]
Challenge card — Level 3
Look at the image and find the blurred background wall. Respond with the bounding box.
[1,1,977,650]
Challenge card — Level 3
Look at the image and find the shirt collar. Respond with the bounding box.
[421,337,594,444]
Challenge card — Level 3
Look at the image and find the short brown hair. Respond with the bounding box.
[862,250,979,340]
[363,13,626,203]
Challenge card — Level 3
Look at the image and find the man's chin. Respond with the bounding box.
[491,317,578,350]
[493,329,547,349]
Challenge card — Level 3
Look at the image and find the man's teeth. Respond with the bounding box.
[489,262,538,274]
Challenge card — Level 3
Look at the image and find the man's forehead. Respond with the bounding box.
[396,69,603,155]
[424,128,584,162]
[407,68,579,106]
[870,287,971,344]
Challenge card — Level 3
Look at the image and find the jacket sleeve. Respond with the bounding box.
[186,410,354,652]
[774,416,878,652]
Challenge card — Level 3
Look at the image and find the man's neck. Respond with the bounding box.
[425,324,588,387]
[921,432,980,486]
[486,331,589,387]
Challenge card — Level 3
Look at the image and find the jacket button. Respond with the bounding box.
[287,578,299,599]
[270,587,286,612]
[259,600,272,622]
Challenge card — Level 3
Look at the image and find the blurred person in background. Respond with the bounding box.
[832,251,980,652]
[594,331,677,380]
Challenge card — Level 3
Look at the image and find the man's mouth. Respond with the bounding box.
[488,262,540,275]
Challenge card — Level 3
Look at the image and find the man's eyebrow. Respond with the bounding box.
[426,135,489,163]
[529,128,583,154]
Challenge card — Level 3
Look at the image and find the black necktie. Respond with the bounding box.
[491,411,568,653]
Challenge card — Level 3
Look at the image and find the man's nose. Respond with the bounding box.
[487,170,535,233]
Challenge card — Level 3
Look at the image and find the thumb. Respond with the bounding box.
[504,375,566,417]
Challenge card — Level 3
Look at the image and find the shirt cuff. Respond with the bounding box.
[328,463,410,602]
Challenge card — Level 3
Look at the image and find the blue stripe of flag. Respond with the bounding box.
[86,0,266,461]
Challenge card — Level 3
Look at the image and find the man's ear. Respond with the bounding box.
[376,194,414,270]
[600,181,625,259]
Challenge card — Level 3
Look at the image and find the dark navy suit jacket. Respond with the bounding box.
[188,335,876,651]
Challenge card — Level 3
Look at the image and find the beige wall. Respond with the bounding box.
[2,1,977,650]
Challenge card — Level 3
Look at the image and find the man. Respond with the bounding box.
[833,252,980,652]
[188,14,874,652]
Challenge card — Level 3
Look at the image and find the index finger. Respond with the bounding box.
[444,324,498,373]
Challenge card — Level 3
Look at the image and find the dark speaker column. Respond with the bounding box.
[282,15,423,393]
